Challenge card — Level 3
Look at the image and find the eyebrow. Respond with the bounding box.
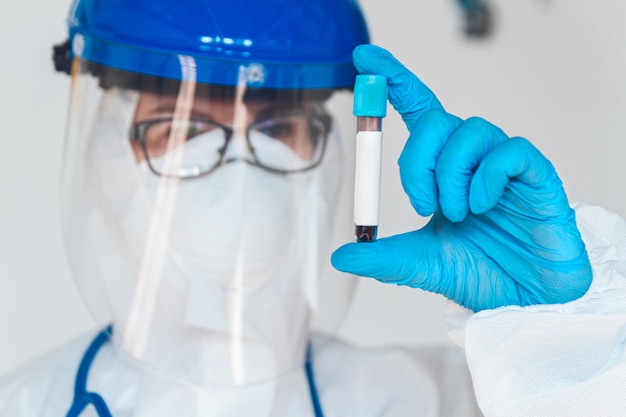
[146,99,301,122]
[255,103,303,120]
[145,101,216,121]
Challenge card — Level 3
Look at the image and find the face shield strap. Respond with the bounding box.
[53,40,72,75]
[53,46,339,101]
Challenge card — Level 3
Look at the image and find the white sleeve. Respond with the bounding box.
[446,203,626,417]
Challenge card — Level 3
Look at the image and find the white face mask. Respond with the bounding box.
[140,153,306,292]
[68,88,346,386]
[138,127,316,293]
[136,158,319,322]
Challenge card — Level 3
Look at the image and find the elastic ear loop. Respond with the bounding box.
[66,325,114,417]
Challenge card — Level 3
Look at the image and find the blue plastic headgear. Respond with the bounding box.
[64,0,370,89]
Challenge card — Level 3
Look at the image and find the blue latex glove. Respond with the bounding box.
[332,45,592,312]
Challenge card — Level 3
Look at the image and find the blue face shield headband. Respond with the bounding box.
[54,0,370,90]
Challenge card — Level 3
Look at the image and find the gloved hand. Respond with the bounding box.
[331,45,592,312]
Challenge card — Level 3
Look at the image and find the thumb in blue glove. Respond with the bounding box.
[331,45,592,312]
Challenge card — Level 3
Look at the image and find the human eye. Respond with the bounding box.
[142,120,173,157]
[186,120,221,140]
[256,120,295,140]
[186,121,205,139]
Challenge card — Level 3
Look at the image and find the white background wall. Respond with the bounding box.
[1,0,625,377]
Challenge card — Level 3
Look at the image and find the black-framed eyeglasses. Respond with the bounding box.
[129,111,332,179]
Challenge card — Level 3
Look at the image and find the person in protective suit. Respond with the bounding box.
[1,0,625,416]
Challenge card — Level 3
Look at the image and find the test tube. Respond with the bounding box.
[353,74,388,242]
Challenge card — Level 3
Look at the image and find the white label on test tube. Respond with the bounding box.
[354,130,383,227]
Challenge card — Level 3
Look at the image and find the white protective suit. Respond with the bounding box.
[1,203,625,417]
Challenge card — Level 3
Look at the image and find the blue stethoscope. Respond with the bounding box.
[65,326,324,417]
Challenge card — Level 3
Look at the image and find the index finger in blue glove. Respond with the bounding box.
[398,109,462,217]
[469,137,566,216]
[353,45,444,131]
[435,117,510,222]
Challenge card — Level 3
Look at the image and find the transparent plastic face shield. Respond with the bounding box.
[61,56,357,388]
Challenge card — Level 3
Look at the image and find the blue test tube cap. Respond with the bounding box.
[353,74,388,118]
